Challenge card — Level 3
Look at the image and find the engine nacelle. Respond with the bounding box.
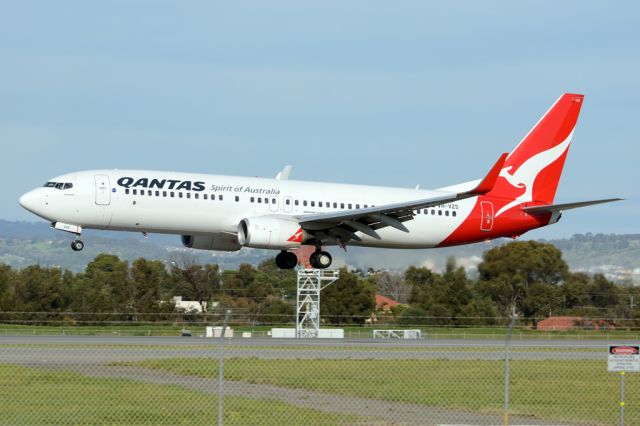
[181,234,242,252]
[237,217,305,249]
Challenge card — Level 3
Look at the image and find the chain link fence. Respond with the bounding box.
[0,318,638,425]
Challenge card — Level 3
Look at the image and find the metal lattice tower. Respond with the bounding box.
[296,268,340,338]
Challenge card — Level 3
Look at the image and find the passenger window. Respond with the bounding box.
[445,210,449,216]
[364,205,368,208]
[170,192,174,198]
[203,194,208,200]
[295,200,299,206]
[195,193,199,199]
[258,197,262,203]
[348,203,352,209]
[219,195,223,201]
[250,197,255,203]
[186,193,191,199]
[303,201,307,207]
[319,202,323,207]
[333,202,338,208]
[340,203,344,209]
[438,210,442,216]
[286,199,291,205]
[155,190,160,196]
[310,201,315,207]
[235,196,239,202]
[452,211,457,217]
[356,204,360,209]
[133,189,137,195]
[125,189,130,195]
[179,192,183,198]
[163,191,167,197]
[431,209,435,215]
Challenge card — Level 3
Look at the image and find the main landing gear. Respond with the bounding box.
[275,249,333,269]
[310,250,332,269]
[276,250,298,269]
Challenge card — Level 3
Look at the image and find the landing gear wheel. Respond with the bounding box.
[310,251,332,269]
[275,251,298,269]
[71,240,84,252]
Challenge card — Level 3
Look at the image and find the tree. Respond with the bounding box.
[171,262,220,312]
[0,263,16,311]
[371,271,411,304]
[588,274,619,308]
[73,254,129,315]
[478,241,569,321]
[397,306,429,325]
[321,268,375,324]
[127,258,172,318]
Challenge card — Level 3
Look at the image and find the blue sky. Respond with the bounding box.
[1,1,638,238]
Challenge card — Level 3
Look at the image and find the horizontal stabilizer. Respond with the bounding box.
[522,198,623,215]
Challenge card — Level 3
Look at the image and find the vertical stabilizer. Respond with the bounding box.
[491,94,584,217]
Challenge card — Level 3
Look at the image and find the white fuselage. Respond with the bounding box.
[19,170,476,249]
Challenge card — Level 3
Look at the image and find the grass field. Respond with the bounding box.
[123,357,636,425]
[0,364,360,425]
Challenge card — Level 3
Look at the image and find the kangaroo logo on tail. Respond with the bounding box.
[495,130,574,217]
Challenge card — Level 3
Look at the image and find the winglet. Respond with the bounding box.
[275,165,293,180]
[463,152,508,196]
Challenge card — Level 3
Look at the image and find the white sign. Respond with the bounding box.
[608,345,640,372]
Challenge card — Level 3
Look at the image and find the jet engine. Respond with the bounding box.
[181,234,241,251]
[237,217,305,249]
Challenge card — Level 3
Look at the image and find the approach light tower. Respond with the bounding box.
[295,268,339,338]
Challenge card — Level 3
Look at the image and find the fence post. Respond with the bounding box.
[503,309,517,426]
[217,309,231,426]
[619,371,625,426]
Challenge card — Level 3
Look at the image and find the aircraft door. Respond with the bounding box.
[95,175,111,205]
[269,195,279,212]
[480,201,494,232]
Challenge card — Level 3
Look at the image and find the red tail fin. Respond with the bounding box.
[491,94,584,216]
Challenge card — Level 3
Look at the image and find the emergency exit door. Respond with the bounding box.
[95,175,111,205]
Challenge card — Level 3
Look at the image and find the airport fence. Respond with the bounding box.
[1,319,638,425]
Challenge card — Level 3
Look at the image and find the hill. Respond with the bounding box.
[0,220,638,283]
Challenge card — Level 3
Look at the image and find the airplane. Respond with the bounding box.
[18,93,620,269]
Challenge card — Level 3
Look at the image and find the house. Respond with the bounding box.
[537,316,581,331]
[375,294,400,313]
[537,316,616,331]
[172,296,218,313]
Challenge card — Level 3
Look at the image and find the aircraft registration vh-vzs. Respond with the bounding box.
[19,94,620,269]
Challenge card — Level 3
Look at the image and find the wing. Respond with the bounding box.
[521,198,622,215]
[295,153,508,244]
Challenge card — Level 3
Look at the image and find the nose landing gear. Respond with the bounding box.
[71,239,84,252]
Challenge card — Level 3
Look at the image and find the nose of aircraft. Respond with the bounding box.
[19,190,41,214]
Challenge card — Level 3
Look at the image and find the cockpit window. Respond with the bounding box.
[43,182,73,190]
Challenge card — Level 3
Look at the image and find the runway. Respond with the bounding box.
[0,334,628,364]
